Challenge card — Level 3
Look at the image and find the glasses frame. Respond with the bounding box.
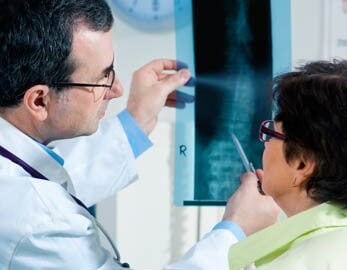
[51,69,115,93]
[259,120,286,143]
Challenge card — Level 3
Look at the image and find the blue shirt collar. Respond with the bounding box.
[38,143,64,166]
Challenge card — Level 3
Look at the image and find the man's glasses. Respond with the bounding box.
[51,69,115,101]
[259,120,286,142]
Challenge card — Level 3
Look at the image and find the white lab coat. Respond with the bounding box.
[0,116,238,270]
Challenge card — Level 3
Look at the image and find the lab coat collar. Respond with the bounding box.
[228,203,347,270]
[0,116,72,187]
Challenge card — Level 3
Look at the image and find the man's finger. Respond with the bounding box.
[158,73,169,81]
[142,59,178,74]
[160,69,191,95]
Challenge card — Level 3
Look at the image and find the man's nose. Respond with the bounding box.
[104,76,123,100]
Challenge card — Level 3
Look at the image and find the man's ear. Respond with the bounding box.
[292,154,315,187]
[23,85,50,121]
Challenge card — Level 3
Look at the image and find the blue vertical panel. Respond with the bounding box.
[174,0,195,205]
[271,0,292,77]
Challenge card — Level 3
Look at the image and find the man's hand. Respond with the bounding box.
[223,170,281,236]
[127,59,192,135]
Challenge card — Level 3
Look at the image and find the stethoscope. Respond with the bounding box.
[0,145,131,269]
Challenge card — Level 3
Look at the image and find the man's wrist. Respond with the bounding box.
[117,109,153,158]
[212,220,246,241]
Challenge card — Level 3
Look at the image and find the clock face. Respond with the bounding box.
[109,0,185,31]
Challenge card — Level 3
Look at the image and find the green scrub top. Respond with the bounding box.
[229,203,347,270]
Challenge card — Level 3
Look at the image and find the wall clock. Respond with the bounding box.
[109,0,186,31]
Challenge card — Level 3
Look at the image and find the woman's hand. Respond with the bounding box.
[223,171,281,236]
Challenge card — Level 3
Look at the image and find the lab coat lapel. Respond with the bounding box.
[0,117,72,188]
[228,203,347,270]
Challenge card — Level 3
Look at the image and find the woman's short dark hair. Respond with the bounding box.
[273,59,347,206]
[0,0,113,107]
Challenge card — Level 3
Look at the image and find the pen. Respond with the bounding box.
[231,133,265,195]
[231,133,251,172]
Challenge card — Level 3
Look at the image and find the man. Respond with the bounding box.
[0,0,279,269]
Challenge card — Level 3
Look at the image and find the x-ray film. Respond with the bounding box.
[174,0,292,206]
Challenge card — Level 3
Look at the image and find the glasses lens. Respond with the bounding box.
[260,120,274,142]
[94,69,114,101]
[106,69,115,86]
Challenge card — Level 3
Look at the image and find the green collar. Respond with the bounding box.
[228,203,347,270]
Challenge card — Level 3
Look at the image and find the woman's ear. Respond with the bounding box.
[292,154,315,187]
[22,85,50,121]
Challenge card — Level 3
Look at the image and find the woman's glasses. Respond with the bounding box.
[259,120,286,142]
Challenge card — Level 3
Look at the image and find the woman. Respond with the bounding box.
[228,60,347,269]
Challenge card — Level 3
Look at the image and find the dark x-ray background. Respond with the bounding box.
[193,0,273,200]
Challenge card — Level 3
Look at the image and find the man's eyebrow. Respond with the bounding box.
[102,57,115,75]
[102,62,114,74]
[95,58,114,81]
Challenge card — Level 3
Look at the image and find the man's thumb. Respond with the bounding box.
[161,69,191,94]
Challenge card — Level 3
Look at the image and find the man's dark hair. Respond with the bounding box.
[273,59,347,206]
[0,0,113,107]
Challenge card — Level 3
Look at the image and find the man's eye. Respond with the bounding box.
[104,70,112,78]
